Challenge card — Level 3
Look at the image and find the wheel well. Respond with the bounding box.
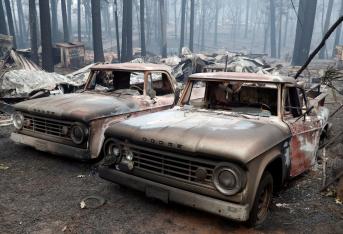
[265,157,283,192]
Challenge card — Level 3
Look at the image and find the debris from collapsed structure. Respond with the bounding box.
[2,47,280,100]
[1,70,76,97]
[64,63,95,86]
[0,50,94,103]
[56,42,85,69]
[203,55,273,74]
[128,47,277,83]
[0,49,41,71]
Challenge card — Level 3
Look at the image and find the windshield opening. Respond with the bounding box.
[86,70,173,97]
[182,80,278,116]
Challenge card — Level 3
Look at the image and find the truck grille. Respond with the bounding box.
[22,113,72,140]
[128,145,216,189]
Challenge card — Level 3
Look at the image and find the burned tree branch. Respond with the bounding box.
[295,16,343,79]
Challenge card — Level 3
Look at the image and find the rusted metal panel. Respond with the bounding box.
[287,107,329,177]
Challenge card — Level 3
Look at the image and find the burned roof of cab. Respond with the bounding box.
[90,63,172,73]
[189,72,296,84]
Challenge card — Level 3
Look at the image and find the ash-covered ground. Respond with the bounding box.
[1,62,343,233]
[0,103,342,234]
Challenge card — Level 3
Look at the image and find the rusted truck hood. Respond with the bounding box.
[14,93,144,122]
[105,109,291,163]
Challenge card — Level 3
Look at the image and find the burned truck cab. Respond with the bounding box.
[99,72,329,226]
[10,63,179,161]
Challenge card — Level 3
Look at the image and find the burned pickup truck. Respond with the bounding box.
[99,72,329,226]
[11,63,178,160]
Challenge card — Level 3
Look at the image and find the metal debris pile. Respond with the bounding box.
[320,66,343,95]
[0,50,92,103]
[0,47,279,105]
[129,47,278,83]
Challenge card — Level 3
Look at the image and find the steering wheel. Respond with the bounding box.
[260,103,271,111]
[129,85,143,94]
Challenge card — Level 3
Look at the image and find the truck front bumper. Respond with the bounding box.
[99,166,250,222]
[11,132,90,160]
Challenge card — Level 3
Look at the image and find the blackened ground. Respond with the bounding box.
[0,124,342,234]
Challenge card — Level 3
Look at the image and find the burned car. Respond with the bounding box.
[99,72,329,226]
[11,63,178,160]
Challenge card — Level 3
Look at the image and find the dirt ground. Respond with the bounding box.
[1,82,343,233]
[0,112,342,234]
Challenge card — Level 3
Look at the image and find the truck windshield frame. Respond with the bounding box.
[84,70,174,97]
[180,79,281,117]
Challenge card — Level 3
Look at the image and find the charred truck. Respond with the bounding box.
[99,72,329,226]
[11,63,179,160]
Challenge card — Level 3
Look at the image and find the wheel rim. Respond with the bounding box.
[256,182,272,222]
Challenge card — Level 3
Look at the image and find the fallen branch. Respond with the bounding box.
[295,16,343,79]
[329,103,343,119]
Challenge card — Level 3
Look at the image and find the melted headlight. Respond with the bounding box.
[213,163,246,195]
[70,124,88,144]
[218,169,237,189]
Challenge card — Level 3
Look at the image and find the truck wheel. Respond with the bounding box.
[247,171,273,227]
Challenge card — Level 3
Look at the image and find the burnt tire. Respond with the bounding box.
[247,171,273,227]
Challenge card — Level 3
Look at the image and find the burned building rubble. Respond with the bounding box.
[0,46,279,105]
[0,50,95,104]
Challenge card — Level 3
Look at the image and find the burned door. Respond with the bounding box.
[284,87,323,177]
